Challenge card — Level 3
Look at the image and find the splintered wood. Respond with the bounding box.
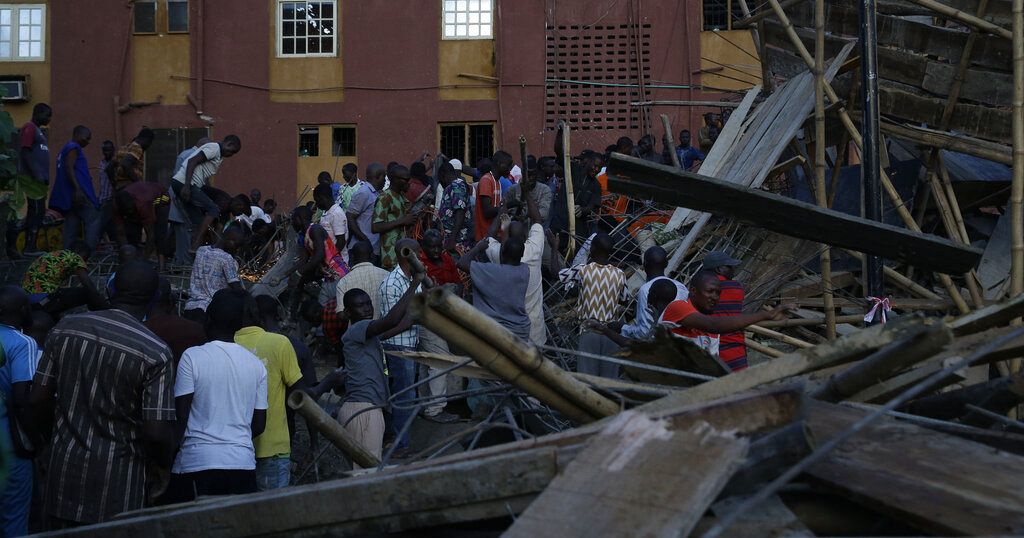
[505,413,748,538]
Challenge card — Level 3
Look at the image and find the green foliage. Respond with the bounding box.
[0,101,28,213]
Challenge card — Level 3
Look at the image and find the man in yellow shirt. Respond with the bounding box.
[235,304,304,490]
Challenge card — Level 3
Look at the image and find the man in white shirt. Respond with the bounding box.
[172,135,242,253]
[485,183,547,345]
[165,288,268,503]
[620,246,688,340]
[314,183,349,263]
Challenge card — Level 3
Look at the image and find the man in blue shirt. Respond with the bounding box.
[0,285,39,537]
[676,129,706,171]
[52,126,101,255]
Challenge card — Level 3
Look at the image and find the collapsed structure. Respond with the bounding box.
[34,0,1024,536]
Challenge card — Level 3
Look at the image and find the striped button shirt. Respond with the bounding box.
[713,275,748,371]
[379,267,422,348]
[34,310,176,524]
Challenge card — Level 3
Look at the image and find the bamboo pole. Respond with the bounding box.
[423,288,620,418]
[736,0,774,93]
[1011,0,1024,381]
[901,0,1011,39]
[660,114,682,168]
[409,296,599,423]
[747,325,814,349]
[766,0,971,315]
[287,391,381,469]
[560,121,577,259]
[841,250,942,300]
[814,0,836,340]
[758,314,864,329]
[745,339,786,358]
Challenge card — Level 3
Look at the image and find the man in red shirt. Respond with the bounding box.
[474,151,511,241]
[660,271,793,362]
[703,251,748,371]
[415,229,461,423]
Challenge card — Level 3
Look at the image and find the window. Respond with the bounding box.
[168,0,188,33]
[144,127,210,184]
[298,126,320,157]
[332,126,356,157]
[134,1,156,33]
[278,1,336,57]
[0,5,45,61]
[442,0,492,40]
[439,123,494,167]
[702,0,753,31]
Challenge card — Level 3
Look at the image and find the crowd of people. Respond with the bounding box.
[0,102,790,534]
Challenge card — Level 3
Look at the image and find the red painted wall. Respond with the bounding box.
[47,0,710,209]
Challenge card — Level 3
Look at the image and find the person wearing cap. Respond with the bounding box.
[703,250,748,371]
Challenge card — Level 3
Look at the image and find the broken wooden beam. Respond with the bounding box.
[505,412,749,538]
[810,322,953,403]
[805,401,1024,535]
[636,317,933,413]
[607,154,983,274]
[899,371,1024,425]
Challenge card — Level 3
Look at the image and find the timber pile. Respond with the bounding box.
[56,293,1024,537]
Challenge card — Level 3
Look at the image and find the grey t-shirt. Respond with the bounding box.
[470,261,531,341]
[347,182,380,255]
[342,319,388,406]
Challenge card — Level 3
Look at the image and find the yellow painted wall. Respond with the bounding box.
[439,39,496,101]
[699,30,762,91]
[268,0,343,103]
[131,1,190,104]
[0,1,50,126]
[295,126,357,200]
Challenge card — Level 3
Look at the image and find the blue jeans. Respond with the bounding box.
[255,455,291,491]
[383,344,417,451]
[0,422,31,532]
[62,200,100,252]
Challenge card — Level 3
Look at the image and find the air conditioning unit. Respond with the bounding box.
[0,77,29,102]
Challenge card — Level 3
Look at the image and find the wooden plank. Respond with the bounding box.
[505,412,749,538]
[806,401,1024,535]
[636,317,934,414]
[709,495,814,538]
[607,154,984,274]
[52,445,569,538]
[978,210,1012,299]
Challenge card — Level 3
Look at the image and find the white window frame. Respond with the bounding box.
[442,0,493,40]
[276,0,337,58]
[0,4,45,62]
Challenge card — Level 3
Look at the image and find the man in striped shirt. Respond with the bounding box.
[559,233,627,378]
[30,261,177,529]
[703,251,748,371]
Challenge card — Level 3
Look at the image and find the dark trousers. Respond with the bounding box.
[163,469,257,504]
[25,197,45,233]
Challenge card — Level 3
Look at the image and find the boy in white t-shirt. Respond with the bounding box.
[172,135,242,253]
[164,288,268,503]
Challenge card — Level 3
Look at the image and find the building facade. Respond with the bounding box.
[0,0,759,207]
